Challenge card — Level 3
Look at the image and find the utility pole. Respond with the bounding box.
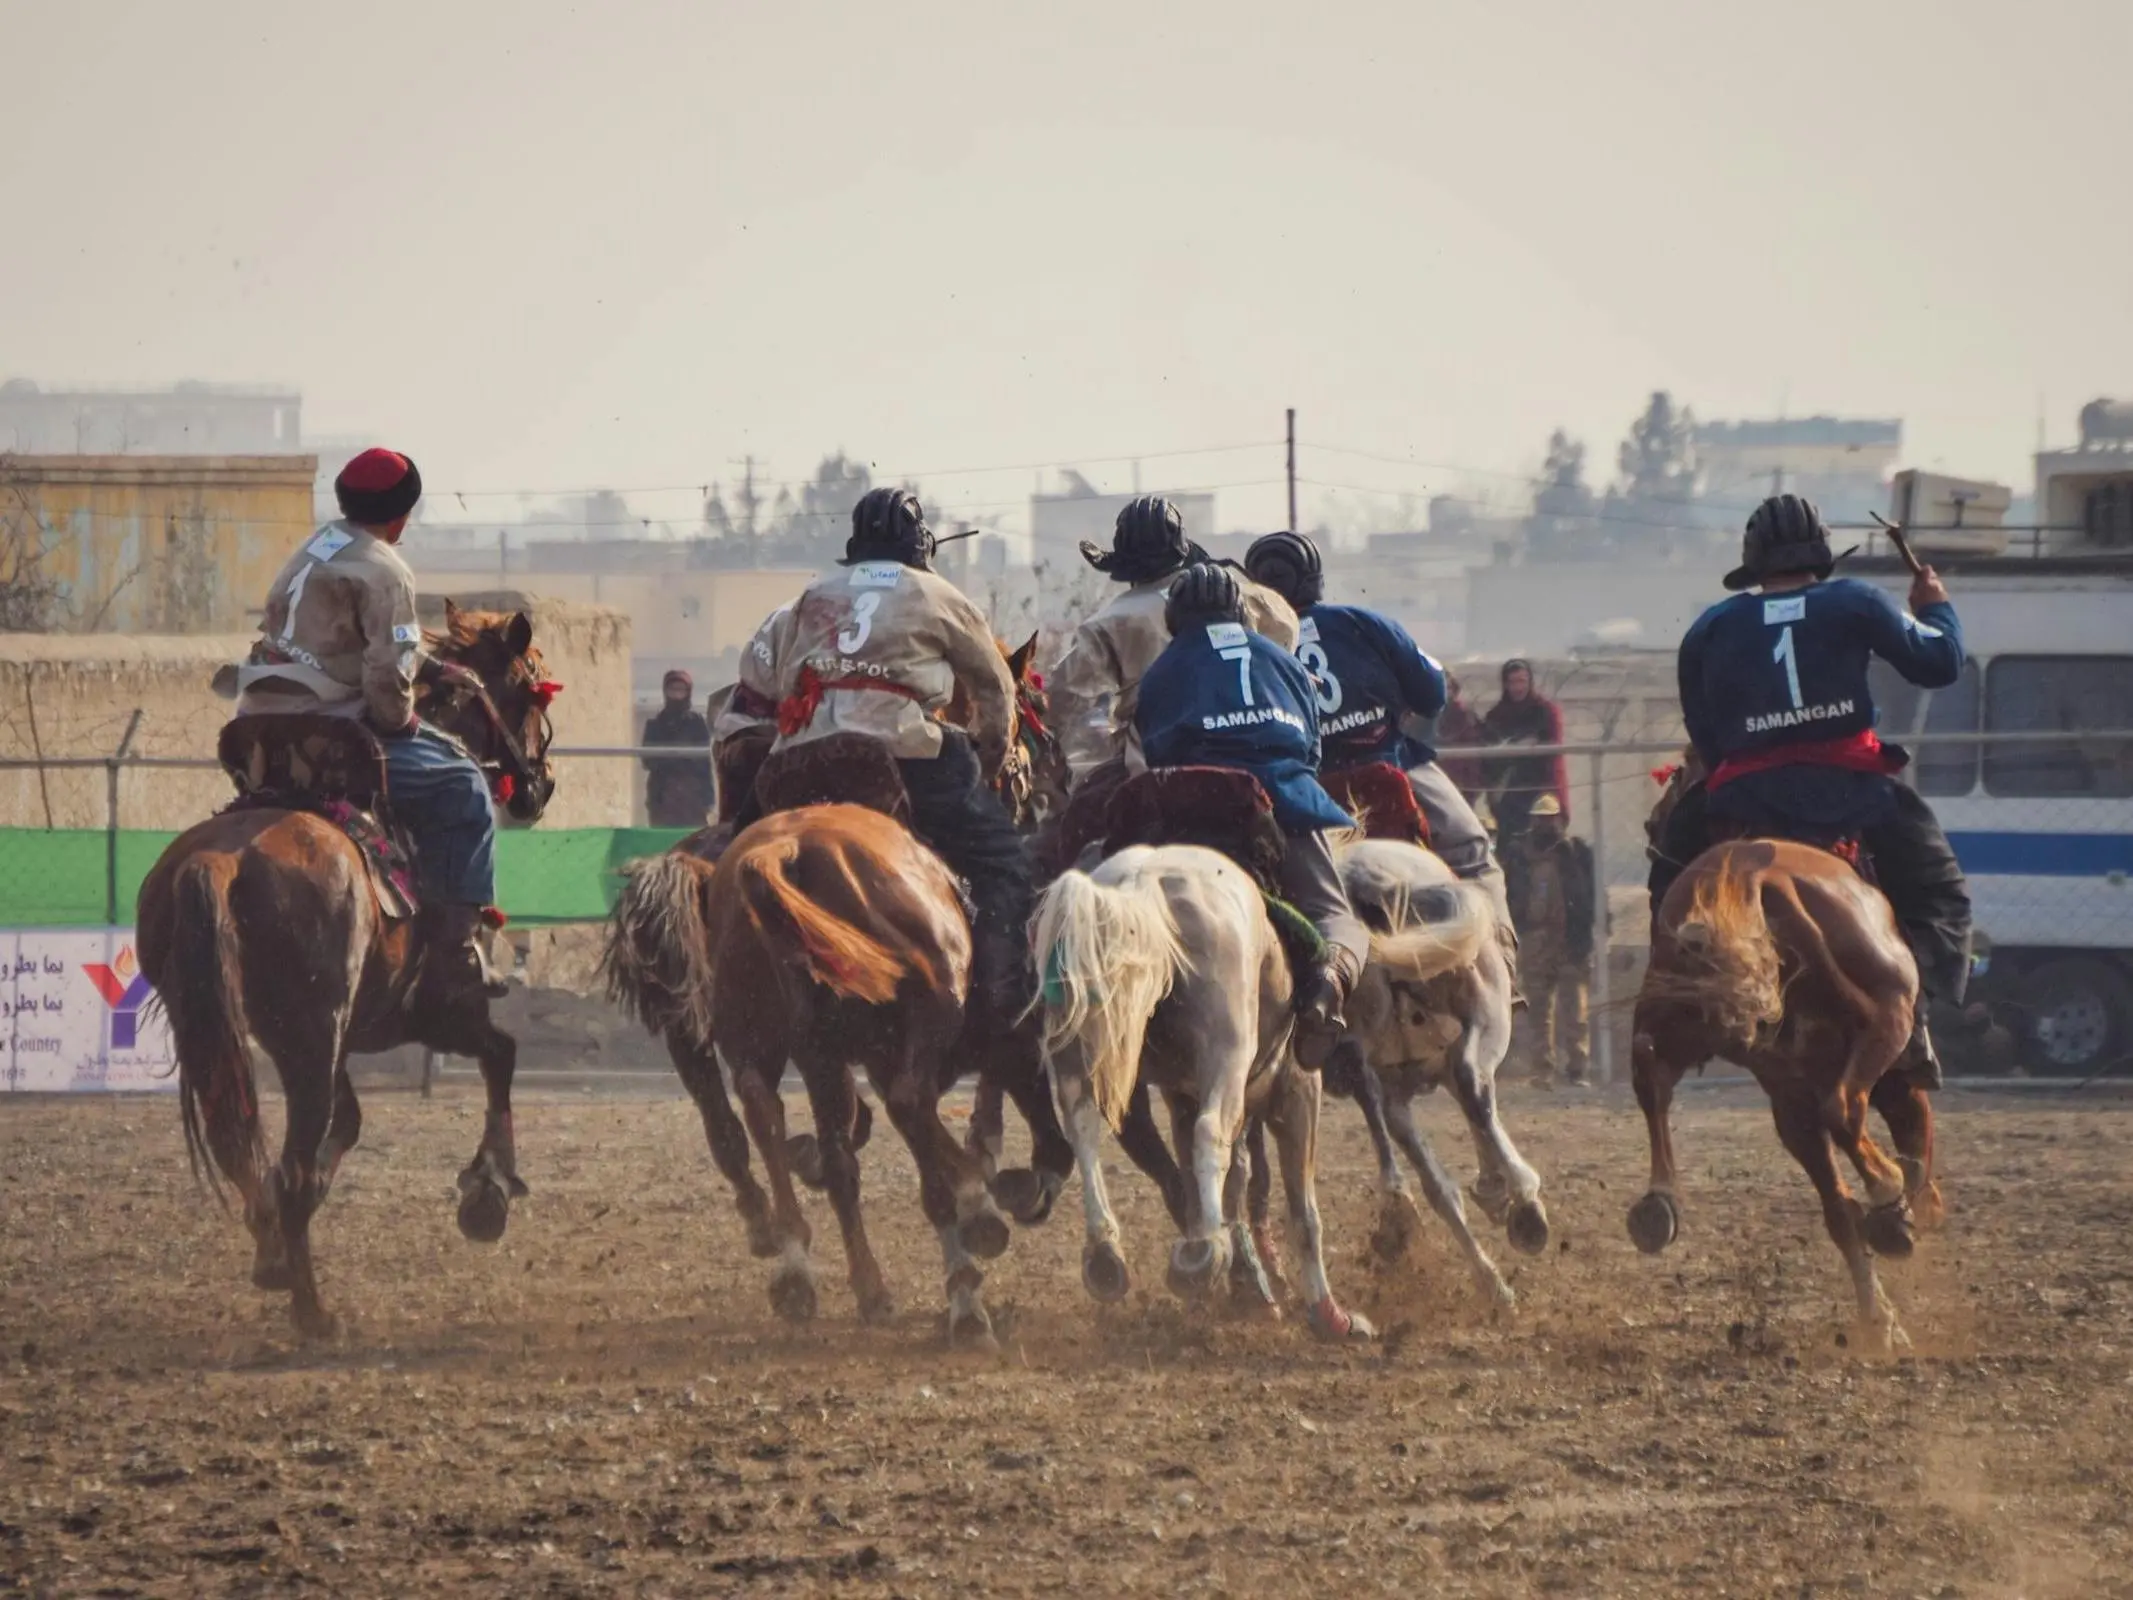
[1285,408,1298,533]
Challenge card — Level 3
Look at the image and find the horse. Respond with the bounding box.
[136,603,560,1338]
[1629,755,1942,1350]
[1031,842,1376,1340]
[1323,838,1548,1308]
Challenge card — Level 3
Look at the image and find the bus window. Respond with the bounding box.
[1983,656,2133,798]
[1868,658,1979,796]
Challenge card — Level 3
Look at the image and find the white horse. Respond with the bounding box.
[1034,842,1405,1340]
[1331,838,1549,1306]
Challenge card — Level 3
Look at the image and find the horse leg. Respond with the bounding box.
[1117,1078,1191,1232]
[1627,1018,1689,1255]
[1870,1072,1943,1227]
[803,1051,894,1323]
[728,1048,818,1322]
[1384,1090,1516,1308]
[1445,1010,1549,1256]
[668,1027,777,1258]
[1242,1113,1291,1296]
[785,1067,870,1191]
[253,1060,357,1296]
[1223,1130,1279,1311]
[320,1061,362,1192]
[1264,1067,1375,1341]
[986,1050,1076,1227]
[452,1022,524,1245]
[966,1074,1007,1182]
[1332,1038,1422,1265]
[1772,1089,1908,1352]
[269,1023,342,1340]
[1166,1081,1240,1301]
[1052,1049,1130,1304]
[1827,1080,1919,1261]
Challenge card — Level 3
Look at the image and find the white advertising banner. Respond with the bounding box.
[1,928,178,1093]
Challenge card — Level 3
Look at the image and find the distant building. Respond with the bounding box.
[2035,398,2133,554]
[0,379,301,456]
[1694,416,1902,522]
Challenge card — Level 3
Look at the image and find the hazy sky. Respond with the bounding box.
[5,0,2128,536]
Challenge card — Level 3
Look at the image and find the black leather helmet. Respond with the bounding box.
[1243,530,1323,610]
[1163,562,1244,635]
[1725,493,1834,591]
[1080,494,1197,584]
[846,487,934,569]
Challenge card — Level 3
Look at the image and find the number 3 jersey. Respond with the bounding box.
[761,560,1014,765]
[1293,604,1449,770]
[1135,621,1355,834]
[236,520,425,729]
[1677,576,1963,768]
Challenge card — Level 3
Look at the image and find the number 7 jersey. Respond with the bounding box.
[1676,576,1963,767]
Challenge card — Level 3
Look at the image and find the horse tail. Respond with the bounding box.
[1366,880,1493,985]
[1029,867,1185,1131]
[164,856,264,1201]
[1665,854,1786,1049]
[603,851,717,1046]
[735,837,908,1005]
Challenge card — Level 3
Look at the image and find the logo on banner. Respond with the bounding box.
[83,946,153,1049]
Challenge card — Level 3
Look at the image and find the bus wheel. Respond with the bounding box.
[2021,958,2133,1077]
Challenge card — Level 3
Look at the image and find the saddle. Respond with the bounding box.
[753,732,913,826]
[1709,816,1875,885]
[714,725,775,825]
[1102,766,1288,892]
[217,715,419,918]
[1320,762,1430,847]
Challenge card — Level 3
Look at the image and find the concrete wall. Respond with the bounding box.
[1,594,633,831]
[1,454,317,633]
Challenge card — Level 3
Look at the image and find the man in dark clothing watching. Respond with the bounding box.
[641,668,713,828]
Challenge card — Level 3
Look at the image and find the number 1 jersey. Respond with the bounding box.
[1676,577,1963,767]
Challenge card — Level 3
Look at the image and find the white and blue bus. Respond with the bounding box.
[1862,555,2133,1074]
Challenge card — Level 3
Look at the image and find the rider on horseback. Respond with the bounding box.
[1651,493,1972,1082]
[231,447,501,1002]
[1134,562,1372,1068]
[758,488,1034,1029]
[1050,495,1299,794]
[1242,529,1511,927]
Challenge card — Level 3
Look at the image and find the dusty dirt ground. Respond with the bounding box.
[4,1081,2132,1598]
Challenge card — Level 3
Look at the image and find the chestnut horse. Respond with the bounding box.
[137,604,559,1338]
[1629,758,1941,1350]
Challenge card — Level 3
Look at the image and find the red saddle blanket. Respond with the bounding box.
[217,715,418,918]
[1320,762,1429,847]
[1102,766,1287,892]
[752,733,913,826]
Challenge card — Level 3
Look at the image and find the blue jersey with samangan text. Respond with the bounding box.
[1678,577,1963,768]
[1296,603,1449,769]
[1136,620,1355,834]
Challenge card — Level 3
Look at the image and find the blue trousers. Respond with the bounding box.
[383,723,497,905]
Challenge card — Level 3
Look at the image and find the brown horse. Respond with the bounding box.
[1629,758,1941,1350]
[136,604,559,1338]
[611,798,1017,1343]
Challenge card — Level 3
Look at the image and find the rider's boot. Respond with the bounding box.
[1900,1005,1944,1092]
[417,901,507,1007]
[1293,945,1364,1071]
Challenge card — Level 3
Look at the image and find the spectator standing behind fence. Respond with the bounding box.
[1434,672,1488,799]
[1508,794,1596,1088]
[641,668,713,827]
[1482,657,1570,849]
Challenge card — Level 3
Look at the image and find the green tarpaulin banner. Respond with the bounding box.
[0,827,693,928]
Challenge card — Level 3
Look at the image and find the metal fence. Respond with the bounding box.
[5,731,2133,1082]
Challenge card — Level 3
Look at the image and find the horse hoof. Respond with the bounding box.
[786,1133,827,1192]
[769,1270,818,1324]
[948,1305,999,1354]
[1506,1198,1551,1257]
[292,1305,339,1343]
[989,1167,1055,1226]
[1305,1299,1375,1341]
[1469,1178,1513,1227]
[1627,1191,1679,1256]
[251,1256,293,1293]
[1863,1202,1917,1260]
[507,1174,530,1200]
[1083,1241,1130,1303]
[456,1179,511,1244]
[959,1208,1012,1262]
[1166,1237,1227,1300]
[857,1285,897,1324]
[743,1213,781,1260]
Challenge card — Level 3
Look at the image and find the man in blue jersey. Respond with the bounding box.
[1651,494,1972,1082]
[1243,530,1510,926]
[1135,563,1371,1066]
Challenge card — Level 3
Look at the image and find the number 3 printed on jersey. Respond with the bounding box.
[837,591,881,654]
[1297,639,1343,714]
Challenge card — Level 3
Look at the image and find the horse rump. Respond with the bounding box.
[1648,849,1786,1052]
[733,833,910,1005]
[158,856,265,1201]
[1338,839,1493,985]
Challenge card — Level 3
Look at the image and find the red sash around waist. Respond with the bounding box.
[1708,729,1904,792]
[776,666,923,737]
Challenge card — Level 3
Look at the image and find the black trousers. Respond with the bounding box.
[899,731,1036,1019]
[1649,778,1972,1003]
